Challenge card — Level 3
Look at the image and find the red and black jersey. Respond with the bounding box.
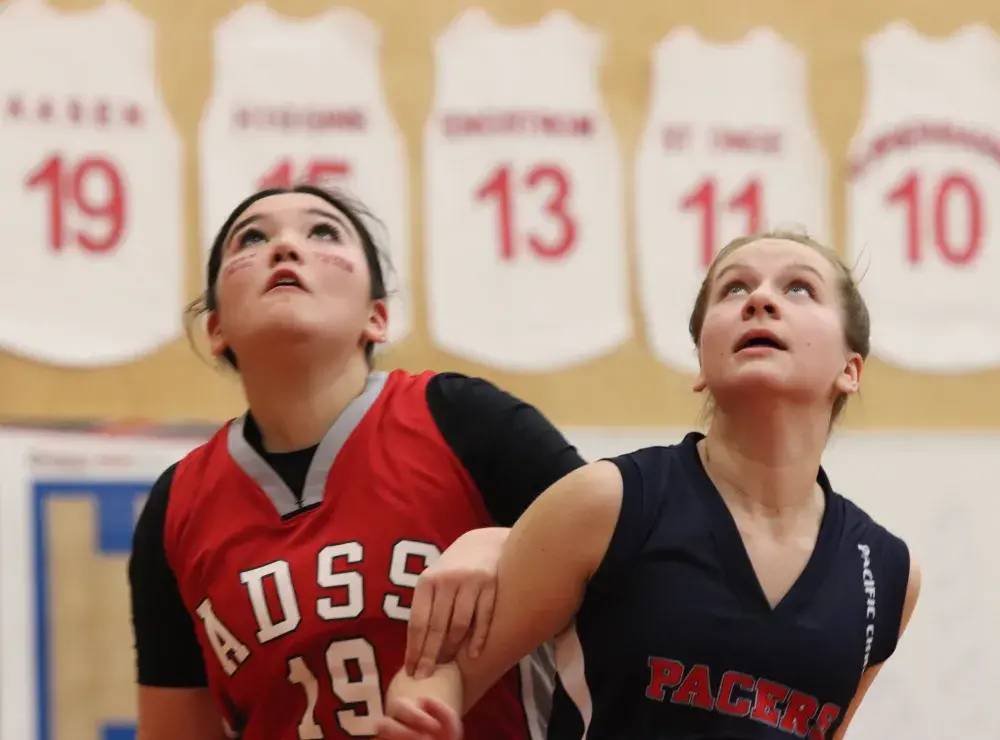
[129,370,584,740]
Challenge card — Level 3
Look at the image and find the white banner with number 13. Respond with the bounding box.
[424,9,631,372]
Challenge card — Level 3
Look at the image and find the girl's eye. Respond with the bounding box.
[720,279,748,297]
[310,222,342,241]
[787,280,815,297]
[237,227,266,250]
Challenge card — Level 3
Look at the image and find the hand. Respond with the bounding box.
[376,697,463,740]
[405,527,508,677]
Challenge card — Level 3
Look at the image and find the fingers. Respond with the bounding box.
[468,582,496,659]
[440,583,479,661]
[420,697,463,740]
[415,581,458,678]
[376,697,460,740]
[376,716,425,740]
[406,580,435,675]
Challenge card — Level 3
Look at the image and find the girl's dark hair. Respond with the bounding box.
[186,184,390,369]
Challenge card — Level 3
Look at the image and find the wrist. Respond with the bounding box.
[387,662,464,714]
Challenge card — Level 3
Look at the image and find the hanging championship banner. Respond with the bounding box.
[846,23,1000,372]
[424,9,631,372]
[199,4,411,344]
[0,0,184,366]
[635,27,829,374]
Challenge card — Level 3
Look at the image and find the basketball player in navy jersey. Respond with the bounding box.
[128,185,583,740]
[377,231,922,740]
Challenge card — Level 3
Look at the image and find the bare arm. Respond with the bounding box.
[386,461,624,713]
[131,466,225,740]
[833,555,923,739]
[137,687,227,740]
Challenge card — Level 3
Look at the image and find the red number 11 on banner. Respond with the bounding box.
[680,177,763,269]
[258,158,352,190]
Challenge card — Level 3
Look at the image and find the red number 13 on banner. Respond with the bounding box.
[475,163,577,262]
[25,154,127,254]
[258,158,352,190]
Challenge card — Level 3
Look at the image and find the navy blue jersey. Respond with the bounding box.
[547,432,910,740]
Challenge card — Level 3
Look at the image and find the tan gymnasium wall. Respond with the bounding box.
[3,0,1000,429]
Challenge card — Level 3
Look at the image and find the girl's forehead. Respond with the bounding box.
[714,238,834,278]
[239,192,345,221]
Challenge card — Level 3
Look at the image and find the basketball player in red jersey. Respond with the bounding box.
[128,185,584,740]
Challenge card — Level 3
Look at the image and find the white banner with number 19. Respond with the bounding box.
[0,0,184,367]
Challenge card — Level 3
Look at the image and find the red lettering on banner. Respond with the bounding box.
[442,110,594,138]
[231,106,367,133]
[25,154,128,254]
[711,128,783,154]
[886,170,984,266]
[3,95,146,129]
[850,121,1000,177]
[658,125,782,154]
[475,162,577,261]
[680,177,764,268]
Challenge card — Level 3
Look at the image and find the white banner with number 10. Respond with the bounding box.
[0,0,184,367]
[847,23,1000,373]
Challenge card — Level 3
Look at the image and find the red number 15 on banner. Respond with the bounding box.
[258,158,352,190]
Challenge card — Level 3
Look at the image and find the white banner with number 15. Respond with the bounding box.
[199,4,411,344]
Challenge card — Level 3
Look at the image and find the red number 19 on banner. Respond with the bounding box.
[25,153,127,254]
[258,158,352,190]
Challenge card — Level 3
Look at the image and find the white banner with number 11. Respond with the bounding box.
[635,27,829,375]
[847,23,1000,372]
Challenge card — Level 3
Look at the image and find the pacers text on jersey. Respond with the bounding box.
[645,657,842,740]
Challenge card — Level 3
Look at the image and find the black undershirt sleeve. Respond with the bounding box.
[426,372,586,527]
[128,463,209,688]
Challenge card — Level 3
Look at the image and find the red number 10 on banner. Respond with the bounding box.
[886,170,984,266]
[258,158,352,190]
[24,153,127,254]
